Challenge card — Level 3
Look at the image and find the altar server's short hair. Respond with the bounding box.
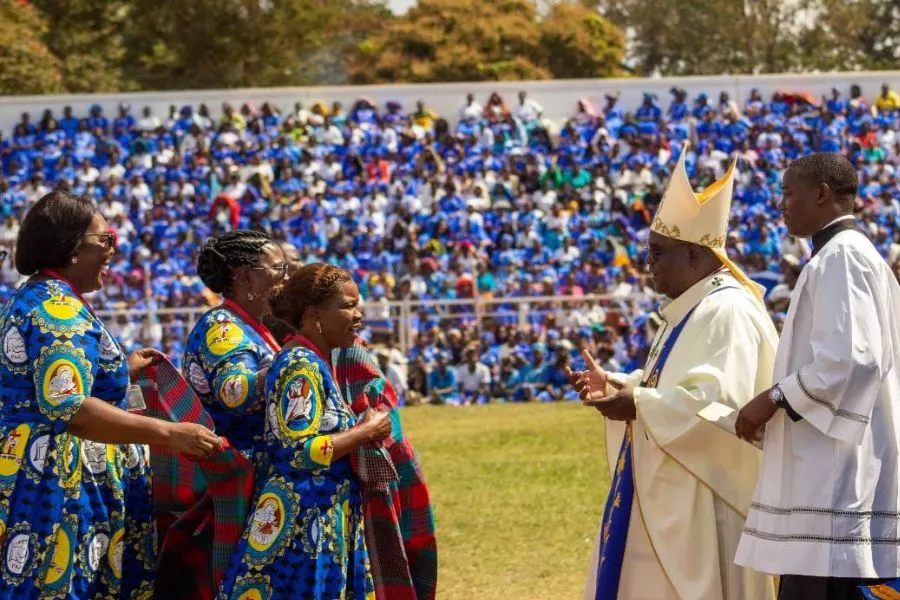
[788,153,858,199]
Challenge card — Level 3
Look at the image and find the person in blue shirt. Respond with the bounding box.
[86,104,109,135]
[427,353,461,405]
[218,263,390,600]
[59,106,80,139]
[668,87,690,121]
[113,103,136,135]
[0,191,218,600]
[182,230,287,460]
[693,93,714,119]
[636,93,662,123]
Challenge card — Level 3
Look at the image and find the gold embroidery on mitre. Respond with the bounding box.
[651,216,681,240]
[697,233,726,249]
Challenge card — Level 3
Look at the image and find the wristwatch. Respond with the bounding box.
[768,385,787,409]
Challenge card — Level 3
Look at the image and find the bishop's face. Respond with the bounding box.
[646,231,692,298]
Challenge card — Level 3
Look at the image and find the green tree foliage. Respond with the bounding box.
[806,0,900,70]
[122,0,384,90]
[349,0,626,84]
[349,0,551,83]
[596,0,900,75]
[0,0,64,95]
[2,0,899,95]
[599,0,818,76]
[539,1,626,79]
[31,0,133,92]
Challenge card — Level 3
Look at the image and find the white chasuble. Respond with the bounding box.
[584,271,778,600]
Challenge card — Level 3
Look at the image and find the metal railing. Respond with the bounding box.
[95,292,656,354]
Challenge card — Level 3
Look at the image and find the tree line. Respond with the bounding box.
[1,0,898,96]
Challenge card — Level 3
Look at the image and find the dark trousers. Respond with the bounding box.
[778,574,890,600]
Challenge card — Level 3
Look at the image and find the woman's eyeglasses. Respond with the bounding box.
[250,263,288,279]
[82,232,115,251]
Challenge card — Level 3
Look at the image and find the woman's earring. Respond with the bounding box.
[71,257,78,264]
[247,292,256,301]
[316,321,323,334]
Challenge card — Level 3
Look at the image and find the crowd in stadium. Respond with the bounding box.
[2,82,900,404]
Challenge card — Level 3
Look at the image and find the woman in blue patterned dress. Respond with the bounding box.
[218,263,392,600]
[182,230,287,459]
[0,192,221,600]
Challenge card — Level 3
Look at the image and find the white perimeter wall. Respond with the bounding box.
[2,71,900,133]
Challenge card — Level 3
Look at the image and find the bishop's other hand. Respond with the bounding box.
[565,350,613,403]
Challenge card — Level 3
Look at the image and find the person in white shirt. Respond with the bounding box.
[137,106,161,133]
[514,91,543,125]
[735,153,900,599]
[766,254,802,315]
[76,159,100,186]
[376,349,409,406]
[572,145,777,600]
[0,216,19,248]
[459,93,483,123]
[780,233,811,261]
[457,347,491,405]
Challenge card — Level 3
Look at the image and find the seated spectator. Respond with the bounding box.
[428,353,461,405]
[457,346,492,405]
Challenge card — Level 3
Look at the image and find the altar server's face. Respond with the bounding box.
[779,168,823,238]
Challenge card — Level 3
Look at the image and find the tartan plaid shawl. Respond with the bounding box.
[137,359,254,600]
[335,341,438,600]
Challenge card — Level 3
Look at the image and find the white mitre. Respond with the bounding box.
[651,144,765,303]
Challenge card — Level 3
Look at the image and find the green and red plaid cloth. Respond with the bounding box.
[335,340,438,600]
[137,359,254,600]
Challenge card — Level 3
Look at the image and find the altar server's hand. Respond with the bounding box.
[735,390,778,442]
[584,388,636,421]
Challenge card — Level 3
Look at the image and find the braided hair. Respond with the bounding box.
[270,262,353,329]
[197,229,273,295]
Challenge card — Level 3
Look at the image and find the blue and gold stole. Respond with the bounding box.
[594,287,730,599]
[862,580,900,599]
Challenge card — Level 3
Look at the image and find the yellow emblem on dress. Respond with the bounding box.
[309,436,334,466]
[248,492,286,553]
[41,296,82,321]
[206,320,245,356]
[0,423,30,479]
[42,359,84,407]
[221,374,251,409]
[277,367,322,439]
[44,524,72,586]
[108,528,125,580]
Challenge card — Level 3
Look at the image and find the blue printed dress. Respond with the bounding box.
[182,303,278,458]
[217,341,374,600]
[0,278,155,599]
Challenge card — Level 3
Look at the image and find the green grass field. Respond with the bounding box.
[400,403,610,600]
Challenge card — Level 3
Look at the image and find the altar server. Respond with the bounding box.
[735,152,900,600]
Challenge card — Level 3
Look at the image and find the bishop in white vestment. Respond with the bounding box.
[735,153,900,600]
[577,146,778,600]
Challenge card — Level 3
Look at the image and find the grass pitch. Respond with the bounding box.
[400,403,609,600]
